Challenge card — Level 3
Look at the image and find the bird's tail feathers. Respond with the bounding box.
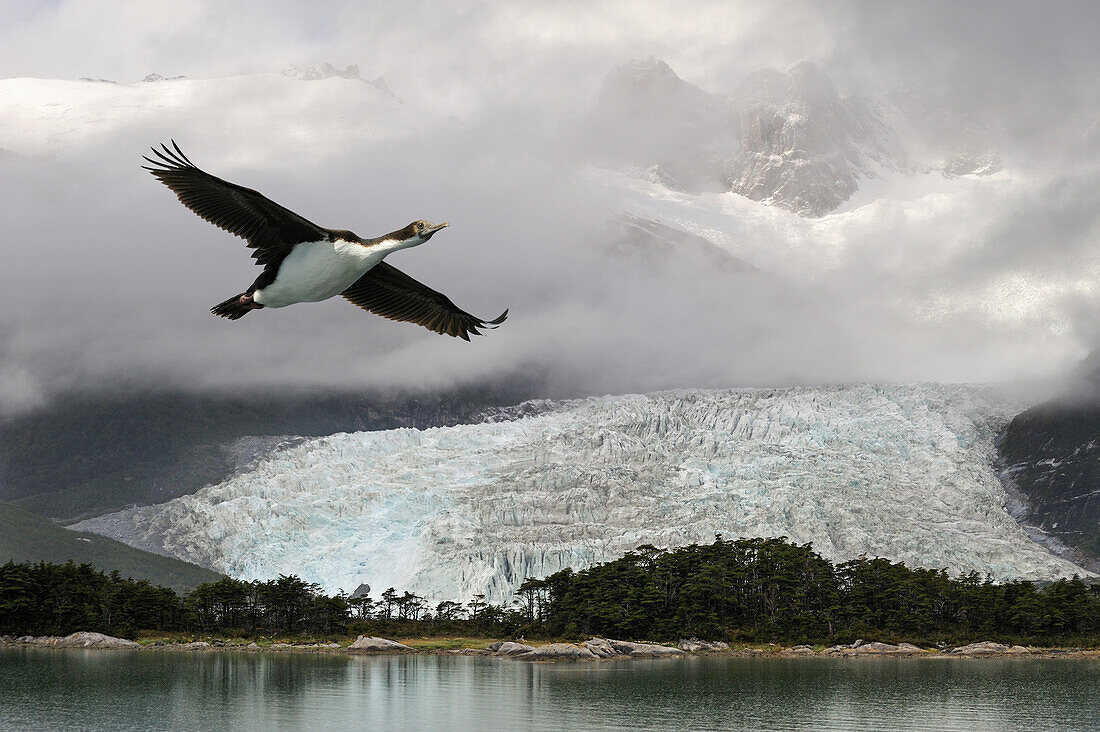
[210,293,258,320]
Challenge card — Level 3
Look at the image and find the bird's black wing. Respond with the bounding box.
[341,263,508,340]
[143,141,331,265]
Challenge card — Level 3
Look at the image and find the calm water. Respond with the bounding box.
[1,648,1097,731]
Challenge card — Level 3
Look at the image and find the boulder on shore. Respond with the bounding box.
[56,632,139,649]
[488,641,537,656]
[951,641,1011,655]
[608,639,684,657]
[896,643,928,653]
[521,643,598,660]
[823,641,931,655]
[15,635,61,646]
[781,645,816,655]
[348,636,414,653]
[678,638,730,652]
[491,638,685,660]
[852,642,906,654]
[584,638,618,657]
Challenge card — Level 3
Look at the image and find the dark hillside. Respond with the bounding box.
[0,381,540,521]
[0,501,220,593]
[996,353,1100,570]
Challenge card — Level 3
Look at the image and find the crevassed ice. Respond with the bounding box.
[74,384,1090,601]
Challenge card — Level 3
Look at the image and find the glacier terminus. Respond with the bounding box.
[73,384,1091,601]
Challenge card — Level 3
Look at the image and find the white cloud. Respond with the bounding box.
[1,1,1098,411]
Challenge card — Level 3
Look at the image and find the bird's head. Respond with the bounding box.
[402,220,449,244]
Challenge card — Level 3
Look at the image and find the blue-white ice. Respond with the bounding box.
[75,384,1090,600]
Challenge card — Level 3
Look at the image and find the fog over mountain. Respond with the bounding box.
[1,0,1099,414]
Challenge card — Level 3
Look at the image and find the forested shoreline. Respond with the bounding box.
[2,537,1097,647]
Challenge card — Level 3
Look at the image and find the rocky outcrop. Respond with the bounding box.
[728,62,909,216]
[486,641,536,656]
[347,636,414,653]
[486,638,682,660]
[583,638,618,657]
[607,640,684,657]
[822,641,930,655]
[176,641,212,651]
[13,635,62,646]
[141,74,187,83]
[281,63,361,81]
[996,356,1100,572]
[55,629,137,647]
[523,643,599,660]
[950,641,1023,656]
[781,645,817,655]
[678,639,731,652]
[16,632,140,649]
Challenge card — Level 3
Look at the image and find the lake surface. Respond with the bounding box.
[1,649,1097,731]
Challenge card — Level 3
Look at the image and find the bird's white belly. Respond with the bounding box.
[254,240,384,308]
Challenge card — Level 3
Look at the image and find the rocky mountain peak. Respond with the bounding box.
[281,63,361,81]
[729,62,907,216]
[588,58,733,193]
[588,59,1000,216]
[140,73,188,83]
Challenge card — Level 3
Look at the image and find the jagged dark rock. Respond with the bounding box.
[141,74,188,83]
[996,352,1100,571]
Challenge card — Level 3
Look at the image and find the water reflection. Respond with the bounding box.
[0,649,1096,731]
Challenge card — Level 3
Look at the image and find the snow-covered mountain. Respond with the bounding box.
[74,384,1089,601]
[587,59,1001,216]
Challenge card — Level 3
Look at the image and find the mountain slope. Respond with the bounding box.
[998,402,1100,571]
[0,383,539,521]
[996,353,1100,570]
[0,501,220,592]
[73,384,1088,601]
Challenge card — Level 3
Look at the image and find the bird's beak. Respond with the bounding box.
[423,222,449,239]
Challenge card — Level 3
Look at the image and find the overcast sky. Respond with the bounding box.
[1,0,1099,413]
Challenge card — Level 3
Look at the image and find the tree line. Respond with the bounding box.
[2,536,1097,645]
[523,537,1099,646]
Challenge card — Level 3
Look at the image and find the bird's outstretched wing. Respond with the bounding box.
[342,263,508,340]
[143,141,331,265]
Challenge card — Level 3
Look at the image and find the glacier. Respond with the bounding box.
[74,384,1090,601]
